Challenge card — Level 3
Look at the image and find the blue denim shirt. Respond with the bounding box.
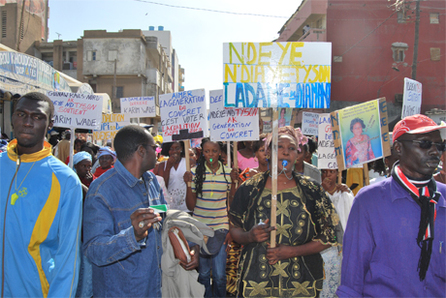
[83,160,166,298]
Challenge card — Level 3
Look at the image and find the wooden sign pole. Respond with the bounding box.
[227,141,231,167]
[363,164,370,186]
[270,108,279,248]
[68,127,75,169]
[233,141,238,188]
[184,139,191,187]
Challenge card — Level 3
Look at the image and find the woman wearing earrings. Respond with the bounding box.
[153,141,191,212]
[229,126,339,298]
[239,134,268,182]
[183,138,238,298]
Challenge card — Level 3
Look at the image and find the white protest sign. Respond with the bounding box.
[318,113,337,169]
[223,42,332,108]
[120,96,156,118]
[47,91,103,129]
[263,120,272,133]
[302,112,319,136]
[159,89,209,142]
[402,78,422,118]
[209,89,259,142]
[92,113,131,141]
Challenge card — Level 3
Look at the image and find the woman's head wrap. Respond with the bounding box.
[265,126,308,152]
[97,146,117,160]
[154,135,163,145]
[72,151,92,172]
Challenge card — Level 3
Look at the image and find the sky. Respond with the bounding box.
[48,0,302,93]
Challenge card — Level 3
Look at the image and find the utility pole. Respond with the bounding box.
[411,0,420,79]
[113,59,117,98]
[113,59,117,112]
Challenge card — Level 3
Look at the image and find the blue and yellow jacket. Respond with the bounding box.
[0,140,82,297]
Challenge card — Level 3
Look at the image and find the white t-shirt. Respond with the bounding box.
[165,158,190,212]
[156,175,171,206]
[327,190,355,231]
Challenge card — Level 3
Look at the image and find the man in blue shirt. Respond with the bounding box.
[83,125,167,297]
[337,114,446,297]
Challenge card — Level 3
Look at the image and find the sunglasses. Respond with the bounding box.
[399,140,446,152]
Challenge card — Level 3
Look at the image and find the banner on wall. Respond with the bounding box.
[223,42,332,108]
[159,89,209,142]
[0,52,71,93]
[317,113,337,169]
[402,77,422,118]
[209,89,259,142]
[92,113,131,141]
[47,91,103,130]
[120,96,156,118]
[330,98,391,171]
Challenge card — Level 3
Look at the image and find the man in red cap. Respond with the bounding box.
[337,114,446,297]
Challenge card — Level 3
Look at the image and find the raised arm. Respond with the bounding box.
[183,171,197,211]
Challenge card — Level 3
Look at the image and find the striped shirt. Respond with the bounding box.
[191,162,232,230]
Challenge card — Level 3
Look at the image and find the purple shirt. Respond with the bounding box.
[337,177,446,297]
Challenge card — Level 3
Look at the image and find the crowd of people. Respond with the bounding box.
[0,92,445,298]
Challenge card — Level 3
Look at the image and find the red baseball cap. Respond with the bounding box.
[393,114,446,142]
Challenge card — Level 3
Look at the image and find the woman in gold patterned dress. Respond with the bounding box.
[229,126,339,298]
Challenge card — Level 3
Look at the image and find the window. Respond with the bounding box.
[397,11,406,23]
[430,13,439,24]
[116,86,124,98]
[391,42,408,62]
[87,50,97,61]
[1,11,6,38]
[333,56,343,62]
[108,50,117,61]
[395,49,404,62]
[430,48,440,61]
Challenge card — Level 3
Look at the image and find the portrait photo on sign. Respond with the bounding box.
[278,108,292,128]
[338,100,383,168]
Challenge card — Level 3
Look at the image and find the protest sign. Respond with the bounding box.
[47,91,103,130]
[278,108,292,128]
[302,112,319,136]
[263,120,272,133]
[209,89,259,141]
[92,113,130,141]
[331,98,391,171]
[223,42,332,108]
[159,89,208,142]
[402,78,422,118]
[317,113,337,169]
[120,96,156,118]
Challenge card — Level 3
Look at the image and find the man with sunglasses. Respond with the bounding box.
[83,125,168,297]
[338,114,446,297]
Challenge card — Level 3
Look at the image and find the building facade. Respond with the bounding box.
[277,0,445,122]
[0,1,49,54]
[32,28,184,127]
